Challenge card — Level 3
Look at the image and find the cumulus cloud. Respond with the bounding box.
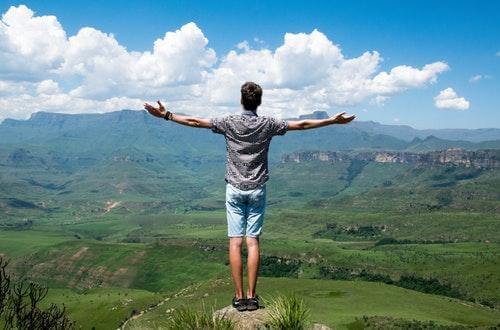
[0,5,67,80]
[60,22,216,98]
[434,88,470,110]
[200,35,448,116]
[0,4,450,121]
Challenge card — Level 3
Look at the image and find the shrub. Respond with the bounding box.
[167,306,234,330]
[352,315,471,329]
[259,256,301,278]
[266,294,309,330]
[0,257,74,329]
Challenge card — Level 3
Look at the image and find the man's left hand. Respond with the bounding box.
[144,100,167,118]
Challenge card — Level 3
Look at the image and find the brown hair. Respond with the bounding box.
[240,82,262,111]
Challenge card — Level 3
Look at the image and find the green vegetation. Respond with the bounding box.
[0,257,74,329]
[266,294,310,329]
[0,111,499,328]
[162,306,234,330]
[126,277,500,329]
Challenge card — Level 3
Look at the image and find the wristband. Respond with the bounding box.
[163,111,172,121]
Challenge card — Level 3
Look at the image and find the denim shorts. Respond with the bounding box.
[225,183,266,237]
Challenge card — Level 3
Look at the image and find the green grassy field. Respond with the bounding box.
[42,287,160,329]
[1,150,499,328]
[125,277,500,329]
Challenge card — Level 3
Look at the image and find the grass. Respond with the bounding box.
[0,230,74,258]
[3,210,499,307]
[1,152,498,328]
[7,238,227,293]
[161,306,235,330]
[266,294,310,329]
[126,277,500,330]
[41,287,159,329]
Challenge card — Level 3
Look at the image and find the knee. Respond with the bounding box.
[246,236,260,249]
[229,237,244,249]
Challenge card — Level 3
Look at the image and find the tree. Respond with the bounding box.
[0,256,75,329]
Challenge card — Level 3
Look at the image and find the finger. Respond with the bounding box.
[157,100,163,108]
[336,111,347,117]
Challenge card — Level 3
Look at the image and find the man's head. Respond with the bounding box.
[241,82,262,111]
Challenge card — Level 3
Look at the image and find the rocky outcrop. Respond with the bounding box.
[214,306,269,330]
[281,148,500,169]
[213,306,332,330]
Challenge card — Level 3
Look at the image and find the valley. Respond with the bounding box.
[0,110,499,329]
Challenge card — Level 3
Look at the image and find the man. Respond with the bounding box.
[144,81,355,312]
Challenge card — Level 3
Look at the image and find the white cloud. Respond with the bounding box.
[36,79,60,94]
[0,5,67,80]
[434,88,470,110]
[201,35,448,113]
[0,4,451,121]
[0,80,27,95]
[236,41,250,52]
[496,51,500,57]
[60,22,216,98]
[469,74,491,83]
[469,75,482,83]
[372,95,389,105]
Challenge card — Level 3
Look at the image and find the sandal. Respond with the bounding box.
[232,297,247,312]
[246,295,259,311]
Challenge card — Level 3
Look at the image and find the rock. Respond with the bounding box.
[281,149,500,169]
[213,306,332,330]
[213,305,269,330]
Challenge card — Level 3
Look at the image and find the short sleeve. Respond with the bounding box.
[210,116,227,135]
[269,117,288,136]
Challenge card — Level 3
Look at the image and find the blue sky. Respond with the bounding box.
[0,0,499,128]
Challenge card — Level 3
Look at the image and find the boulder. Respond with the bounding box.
[213,305,269,329]
[213,306,332,330]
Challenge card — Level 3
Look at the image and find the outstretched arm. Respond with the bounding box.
[144,101,211,128]
[287,112,356,131]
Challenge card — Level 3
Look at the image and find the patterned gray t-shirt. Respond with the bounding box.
[210,110,288,190]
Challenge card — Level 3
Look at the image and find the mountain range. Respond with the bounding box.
[1,110,499,164]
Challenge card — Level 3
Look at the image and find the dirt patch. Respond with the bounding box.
[104,200,122,213]
[129,250,146,264]
[70,246,89,260]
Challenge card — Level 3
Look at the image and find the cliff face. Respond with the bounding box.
[281,148,500,169]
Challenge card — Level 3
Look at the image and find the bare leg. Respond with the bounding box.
[229,237,244,299]
[246,236,260,298]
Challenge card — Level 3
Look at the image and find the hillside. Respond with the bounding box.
[0,110,499,328]
[1,111,499,162]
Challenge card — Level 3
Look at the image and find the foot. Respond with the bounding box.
[232,297,247,312]
[246,295,259,311]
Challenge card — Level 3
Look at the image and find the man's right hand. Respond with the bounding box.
[144,100,166,118]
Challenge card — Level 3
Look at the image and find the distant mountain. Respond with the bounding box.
[285,110,500,142]
[351,119,500,142]
[1,109,498,221]
[0,110,498,166]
